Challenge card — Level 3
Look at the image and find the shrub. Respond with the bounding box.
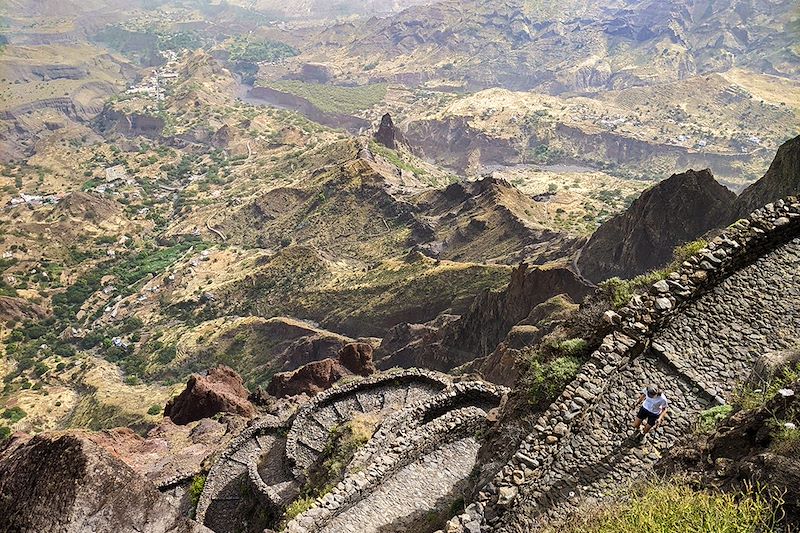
[600,271,667,309]
[147,404,162,416]
[1,406,27,423]
[697,404,733,433]
[527,356,581,406]
[559,479,780,533]
[556,338,589,357]
[284,495,315,522]
[188,475,205,508]
[770,424,800,456]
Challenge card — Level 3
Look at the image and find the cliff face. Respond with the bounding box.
[0,433,207,532]
[735,135,800,217]
[377,265,593,372]
[576,169,737,282]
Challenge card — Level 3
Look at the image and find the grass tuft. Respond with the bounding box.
[558,479,781,533]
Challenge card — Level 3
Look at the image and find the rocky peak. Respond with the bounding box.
[164,365,256,425]
[374,112,401,149]
[735,134,800,217]
[576,168,737,282]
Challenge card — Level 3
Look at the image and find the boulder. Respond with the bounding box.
[0,432,208,532]
[747,349,800,389]
[338,342,376,376]
[164,366,256,425]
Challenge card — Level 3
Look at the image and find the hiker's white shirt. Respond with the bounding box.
[642,389,668,413]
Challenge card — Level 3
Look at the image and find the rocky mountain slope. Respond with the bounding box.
[576,169,736,282]
[736,135,800,216]
[295,0,797,92]
[577,134,800,283]
[376,263,593,371]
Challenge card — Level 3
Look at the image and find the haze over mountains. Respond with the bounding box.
[0,0,799,532]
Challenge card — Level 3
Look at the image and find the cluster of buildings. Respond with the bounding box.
[124,50,181,101]
[7,193,61,208]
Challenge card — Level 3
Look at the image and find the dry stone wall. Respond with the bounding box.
[197,369,506,533]
[284,380,508,532]
[442,197,800,532]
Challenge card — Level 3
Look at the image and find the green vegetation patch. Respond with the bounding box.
[189,475,206,509]
[599,238,708,309]
[560,479,781,533]
[1,406,27,423]
[369,141,429,178]
[227,37,297,62]
[697,404,734,433]
[526,355,581,406]
[264,80,388,115]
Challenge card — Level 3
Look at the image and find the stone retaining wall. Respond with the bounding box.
[285,380,508,532]
[285,369,451,480]
[441,197,800,532]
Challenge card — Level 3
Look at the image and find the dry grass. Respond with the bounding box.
[556,479,782,533]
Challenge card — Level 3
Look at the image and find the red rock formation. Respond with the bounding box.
[82,417,238,487]
[165,366,256,425]
[0,432,207,532]
[267,342,376,398]
[338,342,376,376]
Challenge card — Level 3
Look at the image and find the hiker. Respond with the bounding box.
[631,384,668,441]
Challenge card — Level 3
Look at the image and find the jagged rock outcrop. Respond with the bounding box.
[165,366,256,424]
[577,169,736,282]
[378,265,593,372]
[410,176,583,265]
[735,135,800,217]
[374,113,402,149]
[267,342,376,398]
[0,433,208,532]
[476,295,581,386]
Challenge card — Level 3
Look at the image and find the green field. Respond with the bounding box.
[264,80,387,115]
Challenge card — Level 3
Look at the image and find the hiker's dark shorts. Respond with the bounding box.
[636,406,659,426]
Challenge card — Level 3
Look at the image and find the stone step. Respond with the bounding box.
[202,495,248,533]
[381,387,409,410]
[331,395,362,418]
[256,433,276,451]
[299,424,329,452]
[355,390,383,413]
[404,383,439,405]
[293,438,323,471]
[229,438,262,465]
[210,468,248,500]
[312,405,345,430]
